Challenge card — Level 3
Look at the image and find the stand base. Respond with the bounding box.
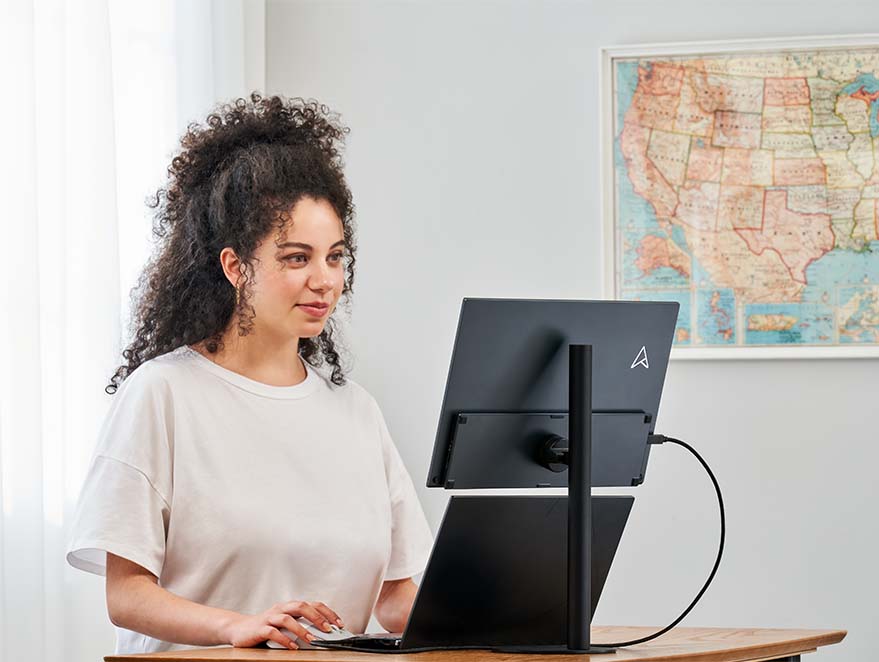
[491,645,617,654]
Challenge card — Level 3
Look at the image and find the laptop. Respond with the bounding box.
[311,494,633,653]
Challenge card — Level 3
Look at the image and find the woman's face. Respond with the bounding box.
[235,196,347,344]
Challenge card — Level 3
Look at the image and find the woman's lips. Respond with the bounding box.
[297,304,329,318]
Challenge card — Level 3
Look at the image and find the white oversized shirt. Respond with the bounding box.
[66,345,434,655]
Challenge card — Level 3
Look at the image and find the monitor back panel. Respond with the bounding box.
[427,299,679,487]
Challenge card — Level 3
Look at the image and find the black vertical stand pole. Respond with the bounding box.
[567,344,593,651]
[492,345,614,654]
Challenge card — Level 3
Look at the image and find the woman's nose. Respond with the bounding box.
[308,264,334,291]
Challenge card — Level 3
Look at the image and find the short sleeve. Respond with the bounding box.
[66,456,170,577]
[66,363,174,578]
[374,401,434,581]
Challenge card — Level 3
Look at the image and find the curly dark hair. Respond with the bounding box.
[105,93,357,395]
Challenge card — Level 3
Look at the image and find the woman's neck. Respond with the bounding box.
[189,331,306,387]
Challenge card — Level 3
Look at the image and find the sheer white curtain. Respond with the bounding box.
[0,2,264,661]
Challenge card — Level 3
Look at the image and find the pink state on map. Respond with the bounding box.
[638,62,684,96]
[686,142,724,182]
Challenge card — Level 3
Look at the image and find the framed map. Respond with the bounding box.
[602,35,879,358]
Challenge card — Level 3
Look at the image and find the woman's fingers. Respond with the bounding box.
[311,601,345,627]
[283,600,333,632]
[261,623,298,650]
[267,614,311,644]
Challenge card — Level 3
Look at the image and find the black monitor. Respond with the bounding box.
[426,298,679,490]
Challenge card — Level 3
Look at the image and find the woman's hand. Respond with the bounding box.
[221,600,345,649]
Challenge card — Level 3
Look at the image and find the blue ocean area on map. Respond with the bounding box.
[841,73,879,137]
[615,61,640,130]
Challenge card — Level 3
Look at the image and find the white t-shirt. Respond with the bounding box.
[66,345,434,655]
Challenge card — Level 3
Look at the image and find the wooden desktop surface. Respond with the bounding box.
[105,626,847,662]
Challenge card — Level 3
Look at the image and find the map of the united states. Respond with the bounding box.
[614,48,879,347]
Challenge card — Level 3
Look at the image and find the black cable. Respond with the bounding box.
[595,434,726,649]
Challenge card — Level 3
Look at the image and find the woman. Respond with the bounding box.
[65,93,434,654]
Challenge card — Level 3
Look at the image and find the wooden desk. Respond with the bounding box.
[105,626,846,662]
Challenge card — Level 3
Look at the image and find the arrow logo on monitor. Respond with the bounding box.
[630,346,649,369]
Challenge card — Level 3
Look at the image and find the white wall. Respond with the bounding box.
[266,2,877,661]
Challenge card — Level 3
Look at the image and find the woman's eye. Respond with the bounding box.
[283,252,344,265]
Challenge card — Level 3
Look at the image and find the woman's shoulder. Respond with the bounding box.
[112,346,195,398]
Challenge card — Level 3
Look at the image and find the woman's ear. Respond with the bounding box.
[219,247,242,288]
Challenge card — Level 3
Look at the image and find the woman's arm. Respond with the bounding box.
[373,577,419,633]
[105,552,240,646]
[106,553,341,649]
